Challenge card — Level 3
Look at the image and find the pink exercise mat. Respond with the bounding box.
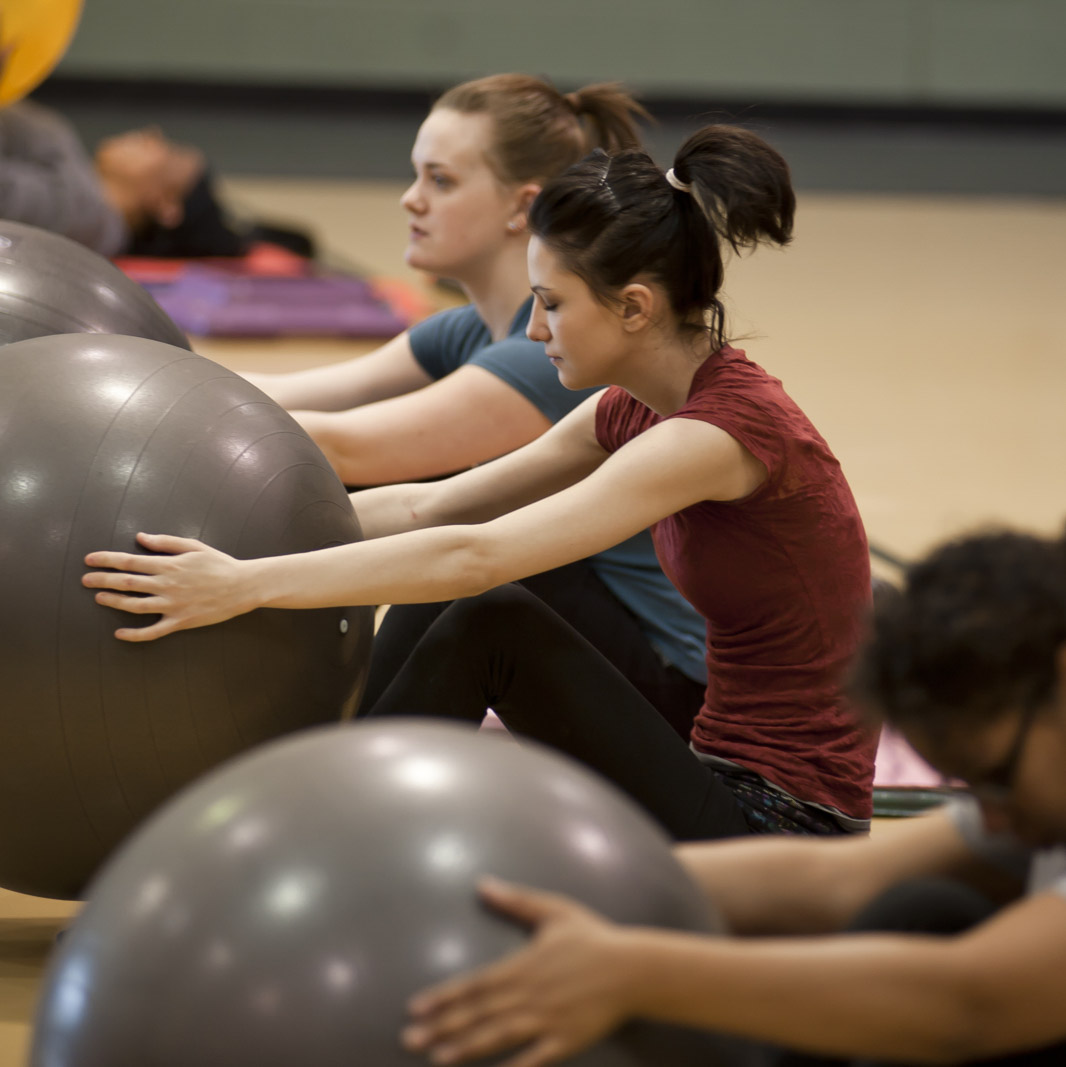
[874,725,949,788]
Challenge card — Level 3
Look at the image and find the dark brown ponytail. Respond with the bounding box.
[529,123,795,351]
[671,125,794,253]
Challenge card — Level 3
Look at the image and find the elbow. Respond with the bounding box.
[319,429,443,488]
[455,551,507,601]
[304,419,372,487]
[332,453,372,488]
[917,1034,997,1066]
[946,1012,1038,1065]
[912,1032,985,1066]
[441,536,511,602]
[903,990,1020,1065]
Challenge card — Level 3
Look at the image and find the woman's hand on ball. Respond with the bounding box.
[83,533,259,641]
[403,876,638,1066]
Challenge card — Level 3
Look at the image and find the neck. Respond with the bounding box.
[616,332,714,416]
[460,240,533,341]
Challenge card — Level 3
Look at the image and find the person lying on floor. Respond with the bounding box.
[0,97,308,258]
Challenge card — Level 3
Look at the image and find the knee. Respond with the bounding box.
[446,584,548,635]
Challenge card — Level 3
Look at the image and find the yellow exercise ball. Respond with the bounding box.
[0,0,84,107]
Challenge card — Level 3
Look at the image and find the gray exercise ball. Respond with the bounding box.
[31,719,754,1067]
[0,218,190,347]
[0,333,373,899]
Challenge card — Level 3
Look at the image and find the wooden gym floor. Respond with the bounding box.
[2,177,1064,1064]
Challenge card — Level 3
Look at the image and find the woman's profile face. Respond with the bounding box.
[526,237,631,392]
[401,108,523,281]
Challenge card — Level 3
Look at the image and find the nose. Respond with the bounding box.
[401,180,424,214]
[527,300,550,343]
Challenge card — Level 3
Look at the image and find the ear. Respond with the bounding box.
[150,194,185,229]
[617,282,656,333]
[507,182,542,233]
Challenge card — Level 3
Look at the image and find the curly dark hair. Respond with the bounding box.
[851,528,1066,739]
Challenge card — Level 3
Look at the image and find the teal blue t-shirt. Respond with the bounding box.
[409,297,585,424]
[408,299,707,683]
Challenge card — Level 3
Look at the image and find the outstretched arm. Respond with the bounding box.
[403,873,1066,1067]
[243,332,433,411]
[348,391,607,539]
[83,403,763,639]
[292,365,552,485]
[676,808,1021,936]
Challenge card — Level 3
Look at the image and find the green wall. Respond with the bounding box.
[57,0,1066,107]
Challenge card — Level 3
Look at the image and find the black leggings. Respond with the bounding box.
[360,583,844,842]
[768,878,1066,1066]
[362,558,705,740]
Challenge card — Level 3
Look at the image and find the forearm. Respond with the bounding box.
[248,365,371,411]
[242,525,506,610]
[675,837,866,935]
[347,460,574,544]
[245,336,428,411]
[620,929,1003,1064]
[677,812,981,937]
[349,483,437,540]
[296,409,471,487]
[348,434,604,545]
[246,464,636,607]
[298,409,373,483]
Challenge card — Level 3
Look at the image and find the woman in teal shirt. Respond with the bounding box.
[249,73,706,736]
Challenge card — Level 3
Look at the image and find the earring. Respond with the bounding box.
[507,221,519,232]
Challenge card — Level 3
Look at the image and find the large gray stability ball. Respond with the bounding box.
[31,719,754,1067]
[0,218,190,348]
[0,333,373,899]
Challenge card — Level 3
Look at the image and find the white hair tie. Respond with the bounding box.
[665,168,692,194]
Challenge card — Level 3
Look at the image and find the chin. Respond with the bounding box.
[408,250,461,280]
[403,247,428,270]
[558,369,607,392]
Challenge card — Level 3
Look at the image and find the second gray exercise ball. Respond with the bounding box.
[0,332,372,899]
[0,218,190,347]
[31,720,755,1067]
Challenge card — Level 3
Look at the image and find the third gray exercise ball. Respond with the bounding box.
[0,218,190,347]
[31,719,754,1067]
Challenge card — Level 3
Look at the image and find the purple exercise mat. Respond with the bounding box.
[145,267,409,337]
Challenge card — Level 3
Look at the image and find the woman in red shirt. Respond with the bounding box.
[85,124,874,840]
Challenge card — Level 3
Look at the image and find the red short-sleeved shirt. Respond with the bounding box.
[596,347,876,819]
